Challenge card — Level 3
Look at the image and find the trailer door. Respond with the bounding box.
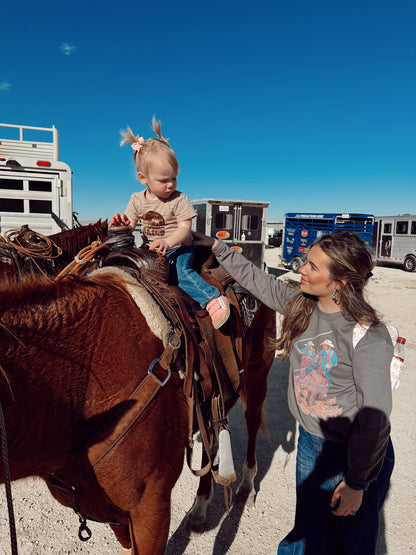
[209,202,235,240]
[0,171,62,234]
[240,204,264,242]
[380,220,393,258]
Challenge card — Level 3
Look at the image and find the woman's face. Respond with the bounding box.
[299,245,338,303]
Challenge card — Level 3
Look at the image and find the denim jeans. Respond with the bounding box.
[278,426,394,555]
[165,245,220,308]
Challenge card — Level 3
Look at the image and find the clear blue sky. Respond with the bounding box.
[1,0,415,222]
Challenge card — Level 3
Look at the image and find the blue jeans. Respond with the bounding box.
[165,245,220,308]
[278,426,394,555]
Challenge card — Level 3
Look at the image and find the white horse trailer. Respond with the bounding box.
[0,123,73,235]
[373,215,416,272]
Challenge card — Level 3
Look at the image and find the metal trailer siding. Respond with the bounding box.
[373,215,416,270]
[0,124,73,235]
[282,212,374,270]
[191,198,269,268]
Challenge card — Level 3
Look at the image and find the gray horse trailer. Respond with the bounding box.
[373,215,416,272]
[191,198,269,268]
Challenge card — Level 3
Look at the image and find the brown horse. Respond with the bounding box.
[0,265,275,553]
[0,220,108,281]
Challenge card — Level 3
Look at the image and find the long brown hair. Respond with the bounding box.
[275,230,378,359]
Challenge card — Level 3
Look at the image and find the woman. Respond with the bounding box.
[193,229,394,555]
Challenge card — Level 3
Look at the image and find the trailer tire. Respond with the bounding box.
[403,256,416,272]
[290,256,302,273]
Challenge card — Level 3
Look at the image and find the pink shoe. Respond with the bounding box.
[206,295,230,329]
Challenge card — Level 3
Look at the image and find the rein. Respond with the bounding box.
[56,241,111,277]
[0,403,18,554]
[3,228,63,280]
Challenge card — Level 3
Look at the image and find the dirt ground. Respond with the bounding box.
[0,248,415,554]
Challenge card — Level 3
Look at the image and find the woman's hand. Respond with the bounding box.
[110,213,131,227]
[330,480,363,517]
[192,231,218,249]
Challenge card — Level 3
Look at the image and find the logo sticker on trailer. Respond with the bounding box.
[216,231,230,239]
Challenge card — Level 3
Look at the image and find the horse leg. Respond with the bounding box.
[236,391,266,507]
[183,448,214,535]
[123,486,173,555]
[237,304,275,507]
[109,522,132,552]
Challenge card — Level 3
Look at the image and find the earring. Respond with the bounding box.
[332,289,341,305]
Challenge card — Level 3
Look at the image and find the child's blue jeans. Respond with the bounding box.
[278,426,394,555]
[165,245,220,308]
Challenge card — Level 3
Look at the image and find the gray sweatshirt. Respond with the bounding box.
[212,240,393,490]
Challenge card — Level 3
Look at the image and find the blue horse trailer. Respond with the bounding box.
[282,212,375,272]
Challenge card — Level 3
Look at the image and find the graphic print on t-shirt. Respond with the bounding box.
[142,210,166,241]
[293,332,342,418]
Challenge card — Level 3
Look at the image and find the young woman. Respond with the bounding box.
[193,229,394,554]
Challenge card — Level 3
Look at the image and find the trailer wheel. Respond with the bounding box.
[290,256,302,273]
[403,256,416,272]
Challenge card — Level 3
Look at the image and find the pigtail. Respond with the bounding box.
[120,126,137,147]
[151,116,162,140]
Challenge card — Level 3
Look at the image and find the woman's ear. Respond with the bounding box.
[137,171,147,185]
[337,279,348,290]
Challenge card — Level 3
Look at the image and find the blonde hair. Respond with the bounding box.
[120,116,179,176]
[275,230,379,359]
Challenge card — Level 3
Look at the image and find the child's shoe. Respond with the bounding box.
[206,295,230,329]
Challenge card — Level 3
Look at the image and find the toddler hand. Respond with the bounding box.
[149,239,169,255]
[110,213,130,227]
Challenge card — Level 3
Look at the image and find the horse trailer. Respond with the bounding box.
[372,215,416,272]
[0,123,73,235]
[191,198,269,268]
[282,212,375,272]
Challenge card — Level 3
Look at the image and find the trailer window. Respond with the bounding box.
[412,221,416,235]
[383,223,392,233]
[29,199,52,214]
[29,180,52,192]
[242,215,259,231]
[396,221,408,234]
[0,198,24,212]
[215,212,233,230]
[0,178,24,190]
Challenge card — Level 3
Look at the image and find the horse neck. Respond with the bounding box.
[0,282,97,480]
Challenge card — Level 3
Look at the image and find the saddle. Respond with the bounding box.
[99,244,247,482]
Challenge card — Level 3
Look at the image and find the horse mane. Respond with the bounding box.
[0,270,133,314]
[50,219,108,256]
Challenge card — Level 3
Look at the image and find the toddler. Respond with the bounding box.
[111,117,230,329]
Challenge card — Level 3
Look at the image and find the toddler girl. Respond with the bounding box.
[111,117,230,329]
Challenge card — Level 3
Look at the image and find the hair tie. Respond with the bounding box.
[160,136,170,145]
[132,135,145,152]
[366,271,373,279]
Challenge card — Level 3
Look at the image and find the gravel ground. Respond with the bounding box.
[0,247,415,554]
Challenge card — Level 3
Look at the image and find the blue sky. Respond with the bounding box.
[1,0,415,222]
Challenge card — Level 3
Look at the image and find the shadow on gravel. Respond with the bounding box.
[167,358,296,554]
